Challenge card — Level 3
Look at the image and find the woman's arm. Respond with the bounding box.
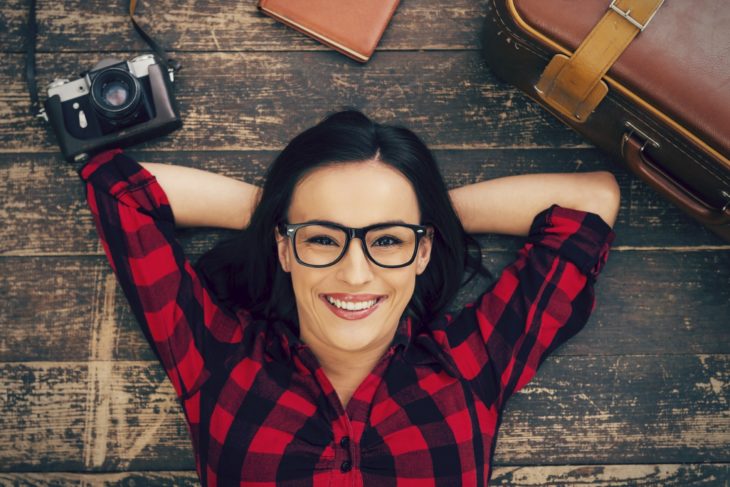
[80,151,247,400]
[139,163,260,230]
[449,171,620,235]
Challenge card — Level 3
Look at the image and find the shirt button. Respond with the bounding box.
[340,460,352,473]
[340,436,350,448]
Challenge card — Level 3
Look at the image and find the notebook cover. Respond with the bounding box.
[258,0,400,62]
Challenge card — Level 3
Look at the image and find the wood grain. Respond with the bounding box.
[0,471,200,487]
[0,362,192,472]
[0,355,727,470]
[490,464,730,486]
[2,0,489,53]
[1,51,588,153]
[1,464,728,486]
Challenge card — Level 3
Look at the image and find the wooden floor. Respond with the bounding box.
[1,1,729,485]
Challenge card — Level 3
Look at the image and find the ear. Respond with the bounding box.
[275,231,292,273]
[415,228,433,275]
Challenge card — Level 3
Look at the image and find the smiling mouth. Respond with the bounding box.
[320,294,386,320]
[325,295,379,311]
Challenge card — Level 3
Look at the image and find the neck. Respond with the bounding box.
[301,332,392,408]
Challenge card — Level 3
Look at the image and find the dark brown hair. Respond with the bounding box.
[196,110,486,324]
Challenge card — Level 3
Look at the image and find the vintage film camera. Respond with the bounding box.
[42,54,182,163]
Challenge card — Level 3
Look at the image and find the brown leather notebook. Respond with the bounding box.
[257,0,400,63]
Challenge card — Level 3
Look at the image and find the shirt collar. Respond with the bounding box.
[389,315,412,351]
[265,319,300,363]
[399,315,461,378]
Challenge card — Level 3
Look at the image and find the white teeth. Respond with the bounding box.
[326,296,378,311]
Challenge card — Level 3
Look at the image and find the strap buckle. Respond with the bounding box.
[609,0,664,31]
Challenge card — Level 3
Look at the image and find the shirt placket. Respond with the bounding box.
[293,344,396,487]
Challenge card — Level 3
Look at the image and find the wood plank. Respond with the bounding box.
[1,149,726,258]
[0,362,192,472]
[0,471,200,486]
[1,51,588,153]
[2,250,729,362]
[0,355,727,470]
[1,464,728,486]
[497,354,730,465]
[490,464,730,486]
[2,0,488,53]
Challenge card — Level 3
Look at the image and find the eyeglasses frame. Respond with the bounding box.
[277,221,431,269]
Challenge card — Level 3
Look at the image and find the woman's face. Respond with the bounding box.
[276,160,432,355]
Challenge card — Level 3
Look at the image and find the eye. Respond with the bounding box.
[372,235,403,247]
[305,235,340,247]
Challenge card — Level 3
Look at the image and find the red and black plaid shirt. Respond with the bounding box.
[80,149,614,486]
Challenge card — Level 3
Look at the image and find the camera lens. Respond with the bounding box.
[101,81,130,107]
[90,68,142,120]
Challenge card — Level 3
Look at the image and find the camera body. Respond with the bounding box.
[43,55,182,163]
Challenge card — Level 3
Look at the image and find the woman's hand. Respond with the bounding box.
[140,162,260,230]
[449,171,620,236]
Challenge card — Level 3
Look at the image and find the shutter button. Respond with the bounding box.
[340,436,350,448]
[340,460,352,473]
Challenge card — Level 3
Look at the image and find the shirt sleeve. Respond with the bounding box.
[446,205,615,409]
[79,149,246,400]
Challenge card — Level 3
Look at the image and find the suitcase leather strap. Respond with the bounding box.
[535,0,664,123]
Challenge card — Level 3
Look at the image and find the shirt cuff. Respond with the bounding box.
[527,205,615,278]
[77,148,173,223]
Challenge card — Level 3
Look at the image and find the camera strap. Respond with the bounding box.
[129,0,181,73]
[25,0,40,116]
[25,0,181,117]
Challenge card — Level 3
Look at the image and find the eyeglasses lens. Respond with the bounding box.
[293,224,417,267]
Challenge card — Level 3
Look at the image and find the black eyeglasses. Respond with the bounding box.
[277,221,431,268]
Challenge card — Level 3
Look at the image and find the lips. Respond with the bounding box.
[320,293,386,320]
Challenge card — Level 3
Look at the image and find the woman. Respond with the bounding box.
[79,110,619,486]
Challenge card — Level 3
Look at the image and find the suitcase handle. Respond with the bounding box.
[622,134,730,226]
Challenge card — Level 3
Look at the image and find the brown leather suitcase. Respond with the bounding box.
[483,0,730,241]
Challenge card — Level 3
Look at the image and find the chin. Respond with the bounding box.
[318,310,397,352]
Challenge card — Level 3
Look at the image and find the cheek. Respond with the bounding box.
[288,266,326,306]
[289,267,310,295]
[387,270,418,303]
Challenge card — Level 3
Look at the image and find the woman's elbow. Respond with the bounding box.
[586,171,621,228]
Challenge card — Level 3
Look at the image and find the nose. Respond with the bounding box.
[335,238,374,285]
